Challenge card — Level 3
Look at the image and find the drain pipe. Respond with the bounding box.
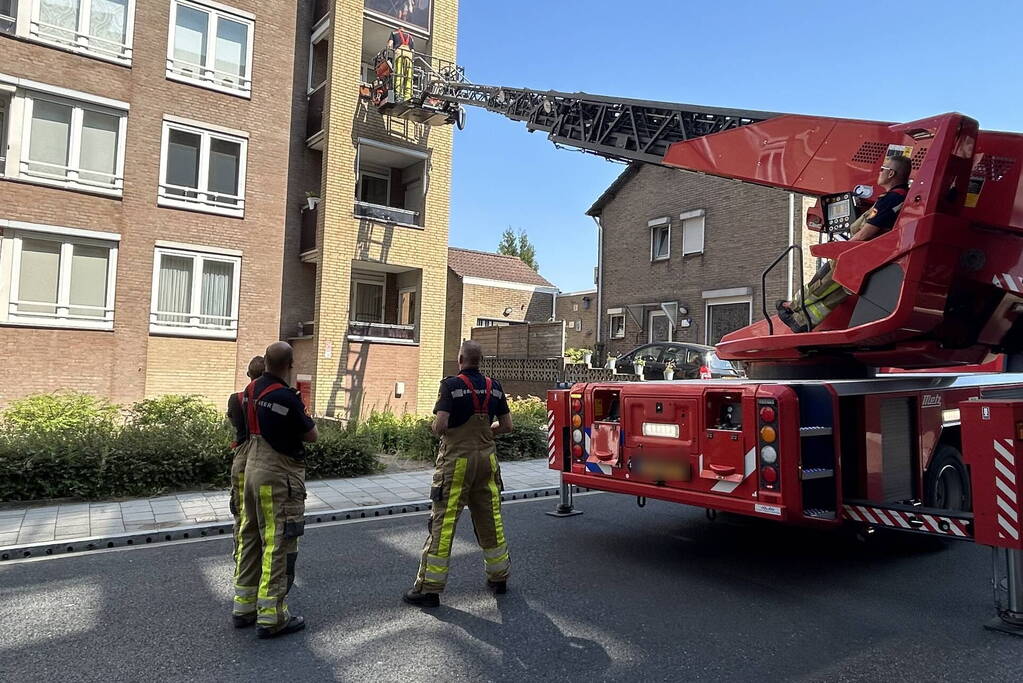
[591,214,603,350]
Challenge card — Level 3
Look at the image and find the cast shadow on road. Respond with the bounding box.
[428,590,612,678]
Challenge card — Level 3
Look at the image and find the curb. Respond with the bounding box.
[0,485,582,562]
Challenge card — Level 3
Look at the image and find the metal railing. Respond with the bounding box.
[20,159,122,191]
[761,245,808,335]
[30,18,132,62]
[166,57,251,95]
[354,200,418,226]
[158,183,244,213]
[347,321,416,342]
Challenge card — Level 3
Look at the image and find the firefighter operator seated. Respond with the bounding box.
[403,339,514,607]
[777,154,911,333]
[231,341,318,639]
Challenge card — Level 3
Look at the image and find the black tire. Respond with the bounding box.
[924,444,971,512]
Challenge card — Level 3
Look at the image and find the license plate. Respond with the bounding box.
[633,458,689,482]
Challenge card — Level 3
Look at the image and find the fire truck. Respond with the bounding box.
[368,50,1023,634]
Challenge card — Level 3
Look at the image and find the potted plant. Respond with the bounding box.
[664,360,677,381]
[583,349,593,367]
[564,348,587,365]
[634,357,646,380]
[605,353,618,370]
[304,191,321,211]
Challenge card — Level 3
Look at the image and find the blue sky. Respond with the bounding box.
[447,0,1023,292]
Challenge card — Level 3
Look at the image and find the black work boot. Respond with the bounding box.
[776,307,809,333]
[403,589,440,608]
[486,580,507,595]
[256,615,306,639]
[232,613,257,628]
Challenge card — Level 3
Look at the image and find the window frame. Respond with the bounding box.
[356,167,391,207]
[0,221,119,331]
[0,93,8,173]
[20,0,137,65]
[609,313,626,339]
[681,209,706,256]
[158,117,248,218]
[647,309,673,344]
[15,89,128,196]
[704,294,752,345]
[397,285,416,326]
[649,216,670,262]
[166,0,255,98]
[149,245,241,339]
[351,276,385,324]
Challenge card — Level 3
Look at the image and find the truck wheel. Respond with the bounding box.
[924,444,971,512]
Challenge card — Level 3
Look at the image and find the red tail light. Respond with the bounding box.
[760,466,778,484]
[758,399,780,491]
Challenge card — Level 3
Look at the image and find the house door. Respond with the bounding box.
[648,310,673,343]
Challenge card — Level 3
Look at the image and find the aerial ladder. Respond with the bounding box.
[366,49,1023,634]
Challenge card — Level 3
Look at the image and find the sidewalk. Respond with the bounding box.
[0,458,558,548]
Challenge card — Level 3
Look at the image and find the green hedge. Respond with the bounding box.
[0,393,379,502]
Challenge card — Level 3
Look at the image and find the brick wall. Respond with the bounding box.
[555,291,598,351]
[0,1,296,407]
[597,166,806,355]
[343,341,420,419]
[144,337,236,405]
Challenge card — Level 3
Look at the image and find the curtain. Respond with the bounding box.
[200,260,233,328]
[89,0,127,47]
[69,244,109,317]
[38,0,79,42]
[157,255,192,324]
[167,129,200,196]
[215,17,247,79]
[207,138,239,203]
[79,110,118,185]
[173,4,208,67]
[28,99,71,177]
[18,239,61,315]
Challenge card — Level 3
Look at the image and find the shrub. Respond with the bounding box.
[304,419,382,478]
[1,392,118,440]
[564,348,592,364]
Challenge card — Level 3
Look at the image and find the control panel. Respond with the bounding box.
[821,193,854,233]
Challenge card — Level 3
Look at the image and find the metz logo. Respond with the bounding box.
[921,395,942,408]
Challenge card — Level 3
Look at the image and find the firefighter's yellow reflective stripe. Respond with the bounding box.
[482,544,508,561]
[424,569,447,583]
[426,553,449,568]
[436,458,467,558]
[232,473,246,569]
[487,454,507,547]
[257,484,277,611]
[234,585,257,598]
[257,597,278,621]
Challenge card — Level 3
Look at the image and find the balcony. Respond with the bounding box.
[347,321,416,344]
[307,84,325,148]
[354,200,418,228]
[300,200,319,255]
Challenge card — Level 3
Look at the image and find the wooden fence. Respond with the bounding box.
[471,321,565,359]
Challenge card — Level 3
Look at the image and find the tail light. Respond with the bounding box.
[757,398,780,491]
[571,393,585,460]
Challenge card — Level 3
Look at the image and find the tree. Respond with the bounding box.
[497,227,539,271]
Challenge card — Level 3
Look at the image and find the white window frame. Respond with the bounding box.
[351,276,385,324]
[398,285,416,325]
[1,0,15,35]
[648,309,673,343]
[704,294,752,345]
[307,20,330,94]
[14,88,128,196]
[681,209,706,256]
[166,0,254,98]
[357,167,391,206]
[0,220,119,330]
[609,313,626,339]
[158,117,248,218]
[20,0,137,65]
[149,245,241,339]
[0,92,8,174]
[649,216,670,262]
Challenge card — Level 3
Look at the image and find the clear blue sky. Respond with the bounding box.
[448,0,1023,292]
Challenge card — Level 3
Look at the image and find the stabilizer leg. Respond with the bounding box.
[545,479,583,518]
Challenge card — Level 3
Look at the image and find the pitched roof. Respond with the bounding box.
[586,162,642,217]
[447,247,554,287]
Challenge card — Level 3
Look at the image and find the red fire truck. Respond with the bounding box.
[369,53,1023,634]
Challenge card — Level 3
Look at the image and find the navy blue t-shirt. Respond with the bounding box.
[246,373,316,459]
[434,368,510,430]
[864,183,909,235]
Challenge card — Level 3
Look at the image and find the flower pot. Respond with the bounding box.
[306,196,320,211]
[636,367,646,381]
[606,358,616,370]
[584,353,592,367]
[664,369,675,381]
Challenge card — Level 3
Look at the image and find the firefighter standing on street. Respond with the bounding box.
[404,340,514,608]
[226,355,265,575]
[231,342,318,638]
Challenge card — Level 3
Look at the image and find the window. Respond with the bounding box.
[167,0,253,97]
[24,0,135,63]
[150,246,240,338]
[0,223,118,330]
[159,118,247,217]
[365,0,431,32]
[0,95,8,172]
[475,318,524,328]
[1,0,15,34]
[352,279,384,323]
[648,310,673,343]
[609,313,625,339]
[398,287,416,325]
[358,168,390,206]
[681,209,706,256]
[649,217,670,261]
[705,297,752,345]
[15,91,127,194]
[574,319,582,332]
[355,139,427,227]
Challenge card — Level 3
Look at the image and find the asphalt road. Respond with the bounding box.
[0,493,1019,682]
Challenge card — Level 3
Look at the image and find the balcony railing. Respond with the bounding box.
[300,201,318,253]
[347,321,416,343]
[307,84,324,141]
[354,200,419,227]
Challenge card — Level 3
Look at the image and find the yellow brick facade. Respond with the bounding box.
[310,0,458,417]
[144,337,237,405]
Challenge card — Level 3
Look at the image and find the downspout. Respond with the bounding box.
[787,192,795,300]
[591,214,604,349]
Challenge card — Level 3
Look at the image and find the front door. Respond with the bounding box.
[648,310,673,343]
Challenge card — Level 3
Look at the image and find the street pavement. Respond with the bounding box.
[0,458,558,548]
[0,493,1019,682]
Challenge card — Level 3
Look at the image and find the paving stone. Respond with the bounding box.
[154,514,187,523]
[18,528,56,542]
[0,533,20,545]
[54,526,92,540]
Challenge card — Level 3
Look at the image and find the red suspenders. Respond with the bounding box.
[243,382,285,436]
[457,374,492,415]
[396,29,412,47]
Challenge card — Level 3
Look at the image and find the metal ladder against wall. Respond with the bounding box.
[792,384,838,520]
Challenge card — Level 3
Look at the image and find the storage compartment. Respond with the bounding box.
[589,421,621,467]
[622,394,696,483]
[700,391,746,482]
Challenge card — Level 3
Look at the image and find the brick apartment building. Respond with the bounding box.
[588,163,815,356]
[443,247,556,376]
[0,0,294,406]
[281,0,460,419]
[555,288,597,351]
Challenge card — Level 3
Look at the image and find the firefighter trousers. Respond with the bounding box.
[395,45,414,101]
[229,446,247,578]
[414,416,510,593]
[790,261,849,330]
[232,436,306,630]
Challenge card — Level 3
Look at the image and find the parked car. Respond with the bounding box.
[614,342,743,380]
